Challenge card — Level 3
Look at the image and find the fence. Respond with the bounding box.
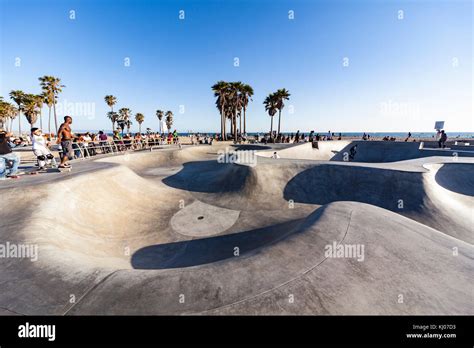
[56,138,181,160]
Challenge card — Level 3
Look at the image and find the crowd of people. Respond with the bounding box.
[0,115,184,179]
[0,114,454,180]
[258,130,343,144]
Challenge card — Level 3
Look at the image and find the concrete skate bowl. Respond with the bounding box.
[283,162,474,243]
[434,163,474,196]
[0,145,473,315]
[257,141,474,162]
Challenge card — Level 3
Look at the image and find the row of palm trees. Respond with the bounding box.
[263,88,291,139]
[104,95,174,134]
[155,110,174,133]
[211,81,254,141]
[0,76,64,134]
[212,81,290,141]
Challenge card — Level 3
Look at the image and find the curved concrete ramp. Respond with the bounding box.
[257,140,474,163]
[0,143,472,315]
[44,203,474,314]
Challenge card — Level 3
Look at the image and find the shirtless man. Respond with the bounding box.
[57,116,75,168]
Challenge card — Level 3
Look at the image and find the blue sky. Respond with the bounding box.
[1,0,472,133]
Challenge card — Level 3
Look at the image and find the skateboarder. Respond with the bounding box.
[31,128,57,170]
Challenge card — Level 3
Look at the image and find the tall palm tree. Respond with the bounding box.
[0,98,14,130]
[229,82,243,142]
[165,111,173,132]
[104,95,117,130]
[1,101,17,132]
[118,108,131,136]
[34,94,45,130]
[274,88,291,136]
[39,79,54,135]
[240,84,254,134]
[125,119,132,133]
[9,90,25,134]
[135,113,145,133]
[104,95,117,111]
[39,76,64,135]
[212,81,230,140]
[107,111,119,131]
[156,110,164,133]
[7,104,17,132]
[22,94,40,127]
[263,93,278,140]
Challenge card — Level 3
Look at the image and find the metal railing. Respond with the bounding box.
[56,138,181,160]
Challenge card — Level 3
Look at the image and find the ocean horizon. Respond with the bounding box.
[75,130,474,139]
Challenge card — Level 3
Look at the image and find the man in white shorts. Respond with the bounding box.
[31,128,57,170]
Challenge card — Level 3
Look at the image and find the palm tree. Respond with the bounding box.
[274,88,291,136]
[156,110,164,133]
[0,98,15,130]
[9,90,25,134]
[39,76,64,135]
[22,94,40,127]
[233,82,244,139]
[7,104,17,132]
[240,84,254,134]
[118,108,131,136]
[107,111,119,132]
[39,79,54,135]
[34,94,45,130]
[135,113,145,133]
[229,82,243,142]
[104,95,117,111]
[125,119,132,133]
[104,95,117,130]
[117,119,125,135]
[263,93,278,140]
[212,81,230,140]
[0,101,17,132]
[165,111,173,132]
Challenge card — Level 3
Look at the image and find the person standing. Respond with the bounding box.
[438,130,447,148]
[294,130,300,143]
[57,116,75,168]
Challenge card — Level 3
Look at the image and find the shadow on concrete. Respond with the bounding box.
[162,160,250,193]
[131,218,304,269]
[434,163,474,196]
[284,164,427,213]
[231,144,272,151]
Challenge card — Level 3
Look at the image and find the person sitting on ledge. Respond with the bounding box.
[31,128,57,170]
[0,130,22,179]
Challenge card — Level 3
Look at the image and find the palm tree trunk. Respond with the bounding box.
[239,113,242,139]
[223,118,227,140]
[233,112,237,142]
[220,105,224,140]
[243,106,246,134]
[39,109,43,130]
[278,109,282,135]
[53,103,58,135]
[139,124,142,134]
[270,116,273,139]
[18,110,22,135]
[48,107,52,136]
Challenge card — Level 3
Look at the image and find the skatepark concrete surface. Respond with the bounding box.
[0,141,473,315]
